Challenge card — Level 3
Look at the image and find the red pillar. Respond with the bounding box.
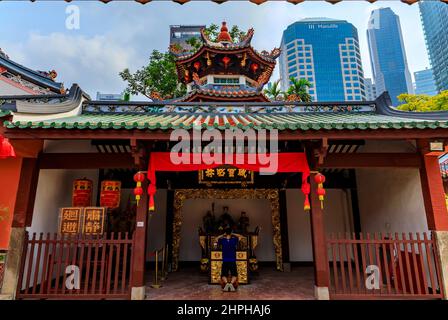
[418,141,448,231]
[131,180,148,298]
[309,173,330,294]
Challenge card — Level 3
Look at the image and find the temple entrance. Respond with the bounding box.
[171,189,283,273]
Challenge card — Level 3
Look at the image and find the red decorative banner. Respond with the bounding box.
[147,152,310,211]
[72,178,93,207]
[100,180,121,209]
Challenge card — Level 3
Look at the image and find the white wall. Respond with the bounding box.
[28,169,99,235]
[178,198,274,262]
[286,189,352,262]
[356,168,428,233]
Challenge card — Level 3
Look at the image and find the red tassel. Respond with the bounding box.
[304,195,310,211]
[149,194,155,212]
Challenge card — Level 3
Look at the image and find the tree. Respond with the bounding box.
[397,91,448,112]
[185,23,246,51]
[286,77,312,102]
[264,80,284,101]
[119,50,186,100]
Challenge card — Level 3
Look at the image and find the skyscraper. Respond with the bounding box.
[279,18,366,102]
[414,68,438,96]
[367,8,413,106]
[169,25,205,50]
[364,78,377,101]
[419,1,448,92]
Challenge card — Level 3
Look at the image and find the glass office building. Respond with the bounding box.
[414,68,438,96]
[279,18,366,102]
[419,1,448,92]
[367,8,413,106]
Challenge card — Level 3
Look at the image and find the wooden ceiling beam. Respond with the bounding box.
[38,152,134,169]
[318,153,422,168]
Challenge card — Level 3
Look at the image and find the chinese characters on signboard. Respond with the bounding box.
[58,207,106,235]
[82,207,106,235]
[199,166,254,186]
[100,180,121,209]
[59,207,82,234]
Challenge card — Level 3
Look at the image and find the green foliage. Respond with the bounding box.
[397,91,448,112]
[286,77,312,102]
[119,50,186,100]
[263,79,284,101]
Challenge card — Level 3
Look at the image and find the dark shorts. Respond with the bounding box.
[221,261,238,277]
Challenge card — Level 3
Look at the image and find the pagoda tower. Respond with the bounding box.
[170,22,281,102]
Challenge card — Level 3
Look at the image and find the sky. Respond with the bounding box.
[0,1,430,98]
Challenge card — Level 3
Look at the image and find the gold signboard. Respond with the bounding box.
[59,207,82,235]
[82,207,106,235]
[199,166,254,186]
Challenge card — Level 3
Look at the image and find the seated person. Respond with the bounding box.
[218,206,234,231]
[216,228,239,292]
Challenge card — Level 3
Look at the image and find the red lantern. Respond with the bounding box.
[193,61,201,71]
[134,172,145,184]
[314,172,326,209]
[222,56,230,68]
[250,63,259,73]
[0,136,15,159]
[314,173,326,185]
[317,187,326,201]
[72,178,93,207]
[133,172,146,206]
[134,186,143,206]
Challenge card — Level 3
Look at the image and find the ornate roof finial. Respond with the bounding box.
[217,21,232,44]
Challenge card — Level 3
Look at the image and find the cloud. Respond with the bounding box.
[1,1,429,96]
[4,32,143,97]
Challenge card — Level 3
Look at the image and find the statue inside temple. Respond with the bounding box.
[218,206,235,231]
[237,211,250,233]
[202,210,216,234]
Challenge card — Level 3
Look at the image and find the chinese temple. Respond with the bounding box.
[170,22,279,102]
[1,21,448,302]
[0,48,64,96]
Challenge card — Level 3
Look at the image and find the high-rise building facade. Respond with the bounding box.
[414,68,438,96]
[170,25,205,50]
[419,1,448,92]
[279,18,366,102]
[364,78,377,101]
[367,8,413,106]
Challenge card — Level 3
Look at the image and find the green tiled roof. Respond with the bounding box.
[4,112,448,131]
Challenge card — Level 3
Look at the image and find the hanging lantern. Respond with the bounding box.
[100,180,121,209]
[222,56,231,68]
[72,178,93,207]
[133,186,143,206]
[133,172,146,206]
[193,61,201,71]
[0,136,16,159]
[250,62,259,73]
[314,173,326,209]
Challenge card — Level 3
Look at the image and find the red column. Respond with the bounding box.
[418,143,448,231]
[309,173,330,288]
[131,179,148,289]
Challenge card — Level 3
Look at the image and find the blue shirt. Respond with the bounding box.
[218,237,238,262]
